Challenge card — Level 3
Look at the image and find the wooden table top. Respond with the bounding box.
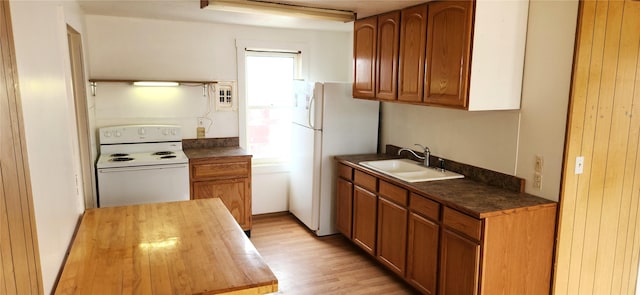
[55,199,278,295]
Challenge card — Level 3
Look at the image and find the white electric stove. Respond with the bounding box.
[96,125,189,208]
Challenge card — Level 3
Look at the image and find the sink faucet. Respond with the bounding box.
[397,144,430,167]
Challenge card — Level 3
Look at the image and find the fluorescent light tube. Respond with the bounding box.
[133,81,180,87]
[203,0,355,22]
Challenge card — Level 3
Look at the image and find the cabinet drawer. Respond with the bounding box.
[379,180,408,206]
[338,163,353,180]
[443,207,482,241]
[410,193,440,221]
[191,161,249,179]
[354,170,377,192]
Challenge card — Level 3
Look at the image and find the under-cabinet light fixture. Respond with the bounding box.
[133,81,180,87]
[88,79,217,96]
[201,0,355,22]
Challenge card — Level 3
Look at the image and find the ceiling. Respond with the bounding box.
[78,0,426,32]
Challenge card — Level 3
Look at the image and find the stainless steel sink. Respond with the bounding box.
[359,159,464,183]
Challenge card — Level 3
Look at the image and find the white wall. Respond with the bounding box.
[10,0,90,293]
[252,166,289,215]
[380,0,579,201]
[515,0,578,200]
[86,15,351,139]
[92,83,238,138]
[381,105,520,174]
[85,15,352,213]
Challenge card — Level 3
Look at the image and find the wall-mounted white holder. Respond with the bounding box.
[215,81,237,111]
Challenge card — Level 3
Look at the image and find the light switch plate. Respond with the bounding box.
[535,155,544,173]
[575,156,585,174]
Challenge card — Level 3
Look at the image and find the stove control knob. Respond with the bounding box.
[171,129,177,135]
[138,128,146,135]
[162,129,169,136]
[115,131,121,137]
[105,131,113,137]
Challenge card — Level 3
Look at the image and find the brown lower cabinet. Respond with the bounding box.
[439,228,480,295]
[352,185,377,255]
[406,193,440,294]
[335,177,354,238]
[336,161,557,295]
[377,180,409,275]
[377,196,408,275]
[190,156,252,231]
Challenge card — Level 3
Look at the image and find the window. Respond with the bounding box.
[245,51,299,165]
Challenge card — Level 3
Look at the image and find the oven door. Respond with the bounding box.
[97,163,189,208]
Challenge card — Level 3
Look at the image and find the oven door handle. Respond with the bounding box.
[98,164,188,173]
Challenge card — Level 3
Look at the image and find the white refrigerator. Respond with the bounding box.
[289,81,380,236]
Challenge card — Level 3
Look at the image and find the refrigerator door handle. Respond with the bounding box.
[308,95,315,129]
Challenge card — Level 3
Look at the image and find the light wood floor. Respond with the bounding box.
[250,213,419,295]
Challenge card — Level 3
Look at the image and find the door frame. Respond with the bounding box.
[66,25,95,209]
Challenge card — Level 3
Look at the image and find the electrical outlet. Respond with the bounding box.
[535,155,544,173]
[198,118,204,127]
[196,127,205,139]
[533,172,542,190]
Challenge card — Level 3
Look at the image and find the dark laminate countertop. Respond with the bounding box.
[184,146,252,159]
[336,154,556,219]
[182,137,251,160]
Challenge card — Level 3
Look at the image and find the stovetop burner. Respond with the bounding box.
[111,157,134,162]
[98,143,187,169]
[153,151,174,156]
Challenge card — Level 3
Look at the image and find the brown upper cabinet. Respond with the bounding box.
[376,11,401,100]
[424,1,472,108]
[353,16,377,99]
[398,4,428,103]
[353,0,529,111]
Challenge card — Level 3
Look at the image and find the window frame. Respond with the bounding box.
[245,52,298,165]
[236,39,309,167]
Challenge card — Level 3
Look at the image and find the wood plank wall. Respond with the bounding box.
[554,0,640,294]
[0,2,43,294]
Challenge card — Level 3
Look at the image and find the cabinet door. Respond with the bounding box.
[376,11,400,100]
[407,212,439,294]
[352,185,377,255]
[424,1,473,108]
[335,178,354,238]
[193,178,251,230]
[353,16,378,99]
[377,197,408,275]
[439,228,480,295]
[398,4,428,103]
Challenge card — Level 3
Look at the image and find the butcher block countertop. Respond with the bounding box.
[55,199,277,295]
[337,154,556,219]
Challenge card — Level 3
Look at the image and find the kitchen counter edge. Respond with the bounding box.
[184,146,252,159]
[336,154,556,219]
